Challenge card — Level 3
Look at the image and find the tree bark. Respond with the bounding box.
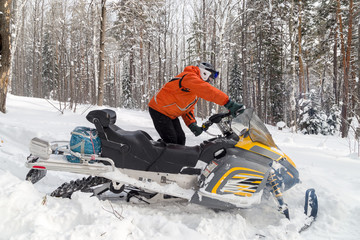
[97,0,106,106]
[289,0,297,130]
[92,2,98,105]
[357,21,360,117]
[0,0,12,113]
[140,28,145,110]
[333,26,338,104]
[241,0,248,107]
[31,0,39,97]
[339,0,353,138]
[256,25,263,120]
[298,0,305,97]
[38,0,44,98]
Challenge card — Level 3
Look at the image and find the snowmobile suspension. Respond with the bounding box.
[268,169,290,219]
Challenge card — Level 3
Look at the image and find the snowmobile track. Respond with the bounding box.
[51,176,111,198]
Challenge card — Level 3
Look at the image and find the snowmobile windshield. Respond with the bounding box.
[232,109,277,148]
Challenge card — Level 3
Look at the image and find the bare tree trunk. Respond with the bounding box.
[91,2,98,105]
[207,1,218,114]
[55,31,59,102]
[182,3,186,68]
[241,0,248,107]
[158,34,162,90]
[38,0,44,98]
[140,29,145,110]
[78,32,85,107]
[336,0,345,105]
[320,60,327,107]
[58,1,68,107]
[18,4,26,96]
[289,0,297,130]
[333,26,338,104]
[130,51,135,108]
[113,61,117,108]
[339,0,353,138]
[0,0,12,113]
[31,0,39,97]
[264,70,268,123]
[169,21,174,79]
[69,15,75,110]
[198,0,207,118]
[147,41,151,99]
[350,53,356,114]
[69,58,74,109]
[211,2,217,66]
[97,0,106,106]
[256,25,263,119]
[357,22,360,117]
[163,5,167,86]
[298,0,305,97]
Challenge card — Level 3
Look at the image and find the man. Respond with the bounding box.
[148,62,243,145]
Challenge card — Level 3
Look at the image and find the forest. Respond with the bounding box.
[0,0,359,138]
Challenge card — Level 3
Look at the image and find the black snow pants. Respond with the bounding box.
[149,107,186,145]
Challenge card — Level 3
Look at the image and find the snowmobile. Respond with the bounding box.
[25,108,317,224]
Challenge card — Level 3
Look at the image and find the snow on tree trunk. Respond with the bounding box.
[97,0,106,106]
[0,0,12,113]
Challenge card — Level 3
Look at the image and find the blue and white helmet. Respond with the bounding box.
[198,62,219,82]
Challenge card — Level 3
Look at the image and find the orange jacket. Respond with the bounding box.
[148,66,229,126]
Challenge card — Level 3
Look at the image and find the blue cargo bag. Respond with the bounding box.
[66,127,101,163]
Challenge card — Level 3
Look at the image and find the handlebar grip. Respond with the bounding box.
[202,121,211,131]
[235,106,246,115]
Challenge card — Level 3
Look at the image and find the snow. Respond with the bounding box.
[1,94,360,240]
[276,121,286,129]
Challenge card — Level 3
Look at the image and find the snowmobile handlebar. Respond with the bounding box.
[201,112,231,131]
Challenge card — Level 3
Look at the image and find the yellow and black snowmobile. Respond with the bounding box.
[26,108,317,226]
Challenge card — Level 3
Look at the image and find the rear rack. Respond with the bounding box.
[26,137,115,176]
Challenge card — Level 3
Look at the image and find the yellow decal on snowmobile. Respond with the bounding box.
[283,153,297,168]
[232,192,253,197]
[232,173,263,178]
[222,180,258,197]
[287,171,294,178]
[212,167,264,196]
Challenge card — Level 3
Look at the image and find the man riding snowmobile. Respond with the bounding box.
[148,62,243,145]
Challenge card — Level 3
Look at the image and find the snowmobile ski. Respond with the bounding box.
[299,188,318,233]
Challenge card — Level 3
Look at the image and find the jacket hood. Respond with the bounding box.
[183,65,200,76]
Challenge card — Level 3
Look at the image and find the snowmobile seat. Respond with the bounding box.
[147,143,201,174]
[87,109,162,170]
[86,109,200,173]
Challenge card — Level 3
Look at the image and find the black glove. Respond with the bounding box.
[189,123,203,136]
[224,100,244,117]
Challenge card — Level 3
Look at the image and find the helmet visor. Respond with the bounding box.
[206,69,219,80]
[210,71,219,79]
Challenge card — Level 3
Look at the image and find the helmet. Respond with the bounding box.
[198,62,219,82]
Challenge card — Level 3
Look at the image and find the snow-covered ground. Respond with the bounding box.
[0,94,359,240]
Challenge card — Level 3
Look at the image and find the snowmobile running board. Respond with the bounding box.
[26,155,116,176]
